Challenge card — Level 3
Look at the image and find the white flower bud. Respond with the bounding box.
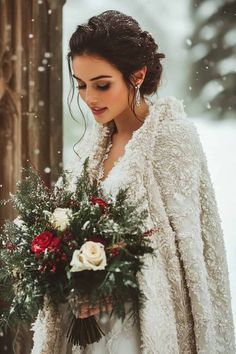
[49,207,72,232]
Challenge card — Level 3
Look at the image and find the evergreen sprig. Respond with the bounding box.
[0,157,156,346]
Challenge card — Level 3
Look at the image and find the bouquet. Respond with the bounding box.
[0,157,156,348]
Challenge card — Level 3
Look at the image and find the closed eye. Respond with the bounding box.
[76,83,111,91]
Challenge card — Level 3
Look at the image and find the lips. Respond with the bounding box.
[91,106,106,110]
[91,107,107,115]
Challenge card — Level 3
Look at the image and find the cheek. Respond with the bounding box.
[107,83,129,107]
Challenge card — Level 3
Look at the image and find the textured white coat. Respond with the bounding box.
[31,96,236,354]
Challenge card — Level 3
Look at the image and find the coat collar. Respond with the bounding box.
[87,97,161,184]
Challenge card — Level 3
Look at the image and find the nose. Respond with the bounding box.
[84,88,98,107]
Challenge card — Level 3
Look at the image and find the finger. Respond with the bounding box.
[78,307,100,319]
[78,304,113,319]
[78,304,99,317]
[75,296,114,318]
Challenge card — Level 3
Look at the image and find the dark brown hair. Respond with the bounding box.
[67,10,165,147]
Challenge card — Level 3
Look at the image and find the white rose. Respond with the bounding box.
[70,241,107,272]
[49,207,72,232]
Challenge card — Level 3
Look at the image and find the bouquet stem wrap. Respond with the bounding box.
[67,316,105,348]
[67,293,114,348]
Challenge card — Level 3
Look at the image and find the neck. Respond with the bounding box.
[113,97,150,137]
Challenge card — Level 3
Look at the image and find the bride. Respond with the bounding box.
[31,10,235,354]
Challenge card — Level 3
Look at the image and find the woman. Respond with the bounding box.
[31,10,236,354]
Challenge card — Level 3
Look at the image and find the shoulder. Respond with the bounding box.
[156,95,187,122]
[154,96,203,161]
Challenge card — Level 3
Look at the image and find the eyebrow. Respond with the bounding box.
[72,74,112,81]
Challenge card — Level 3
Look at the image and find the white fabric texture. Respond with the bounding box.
[31,96,236,354]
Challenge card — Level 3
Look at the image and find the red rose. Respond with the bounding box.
[90,196,108,209]
[31,231,53,253]
[31,231,61,254]
[48,236,61,251]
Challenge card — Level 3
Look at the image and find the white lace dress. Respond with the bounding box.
[72,124,142,354]
[31,96,236,354]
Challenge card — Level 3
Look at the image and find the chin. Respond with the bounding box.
[94,115,113,125]
[94,117,106,125]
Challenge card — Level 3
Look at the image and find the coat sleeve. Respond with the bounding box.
[31,297,73,354]
[152,97,235,353]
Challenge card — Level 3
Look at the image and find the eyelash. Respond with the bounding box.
[75,84,110,91]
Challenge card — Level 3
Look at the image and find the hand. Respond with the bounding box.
[69,294,114,319]
[78,296,113,319]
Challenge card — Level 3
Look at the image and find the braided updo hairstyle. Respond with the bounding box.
[67,10,165,107]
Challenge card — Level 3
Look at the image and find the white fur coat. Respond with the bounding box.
[31,96,235,354]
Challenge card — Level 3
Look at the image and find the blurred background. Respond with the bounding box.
[0,0,235,352]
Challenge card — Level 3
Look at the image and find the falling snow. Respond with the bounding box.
[44,52,52,58]
[44,167,51,174]
[37,66,45,72]
[185,38,192,46]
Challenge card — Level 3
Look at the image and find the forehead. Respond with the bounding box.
[71,54,120,80]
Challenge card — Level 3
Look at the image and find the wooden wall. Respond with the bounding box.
[0,0,65,352]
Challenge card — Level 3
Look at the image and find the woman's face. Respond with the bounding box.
[71,54,134,124]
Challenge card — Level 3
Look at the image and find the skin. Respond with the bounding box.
[72,54,149,135]
[71,54,149,318]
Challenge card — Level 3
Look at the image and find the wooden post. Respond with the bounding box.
[0,0,66,352]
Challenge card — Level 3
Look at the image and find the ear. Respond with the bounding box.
[130,66,147,86]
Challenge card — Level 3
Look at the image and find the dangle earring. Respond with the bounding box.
[135,84,141,107]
